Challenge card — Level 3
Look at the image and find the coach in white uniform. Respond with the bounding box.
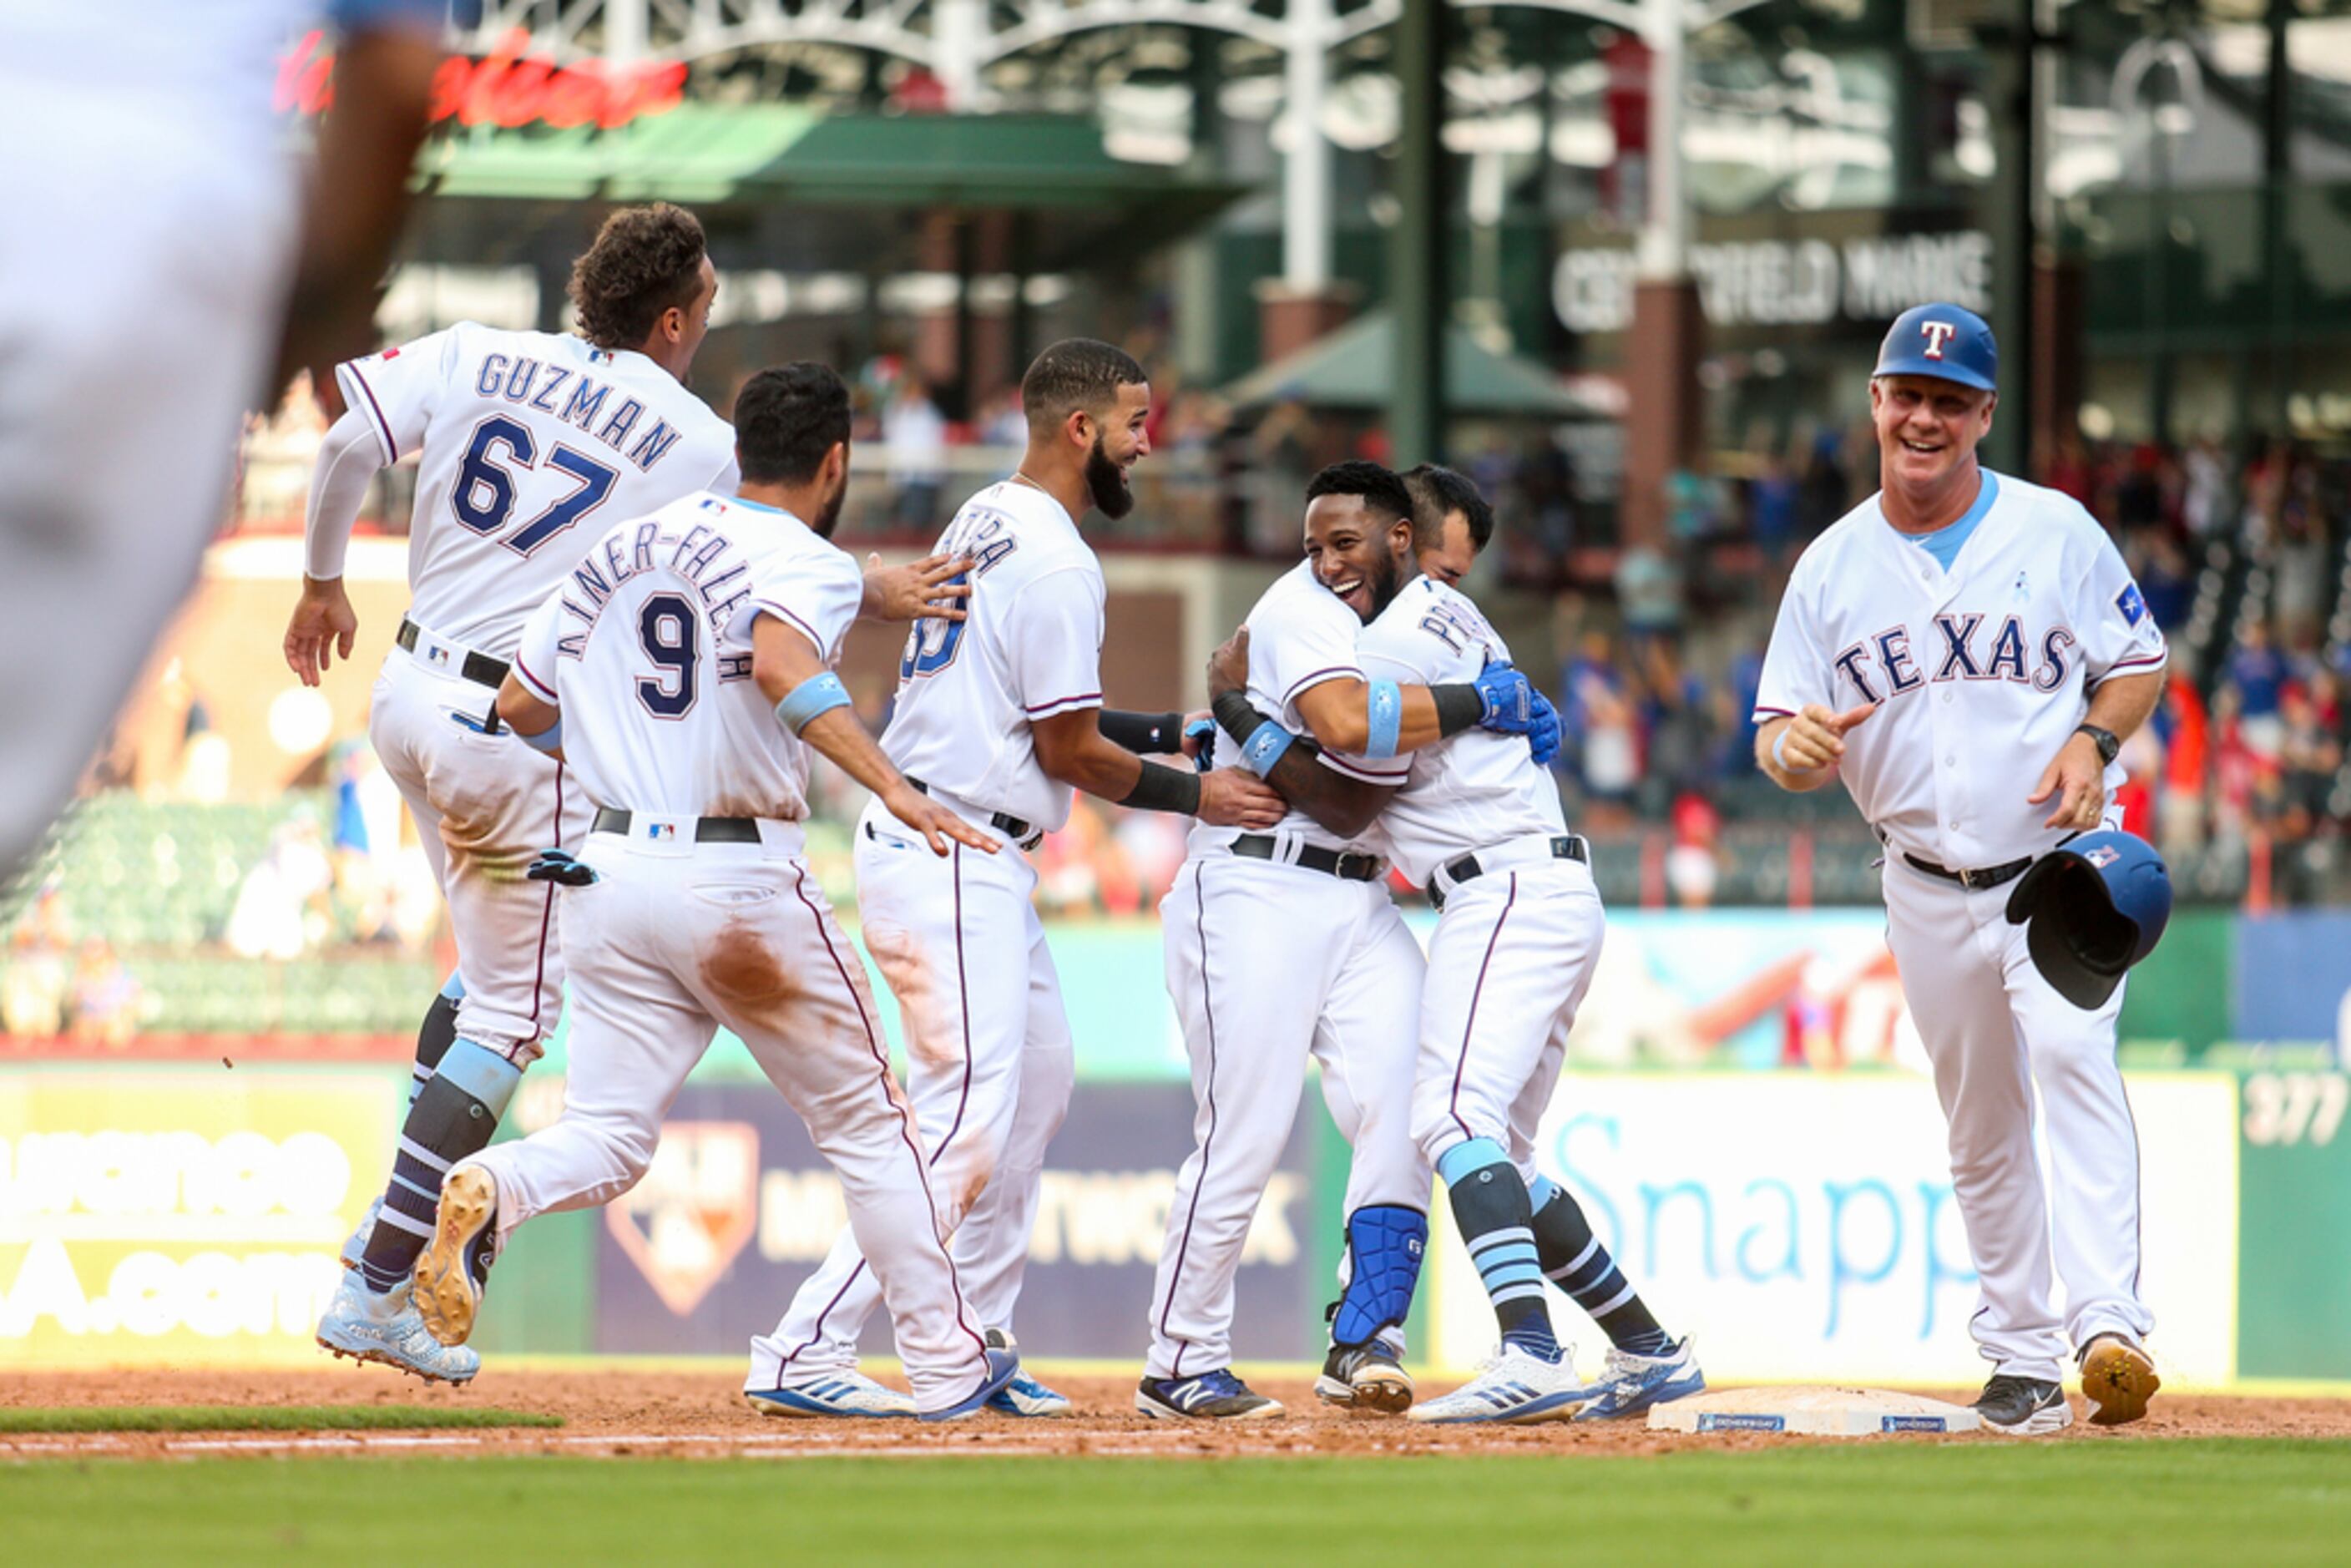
[1754,304,2166,1434]
[411,362,1019,1421]
[1141,462,1549,1422]
[746,341,1284,1418]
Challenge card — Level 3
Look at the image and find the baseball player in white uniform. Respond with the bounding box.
[410,362,1020,1420]
[1141,462,1550,1422]
[0,0,442,878]
[746,340,1286,1419]
[296,207,964,1381]
[1755,304,2167,1434]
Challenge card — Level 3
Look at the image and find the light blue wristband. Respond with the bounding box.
[519,718,563,755]
[1241,720,1296,777]
[1772,726,1808,772]
[776,671,852,734]
[1364,679,1403,759]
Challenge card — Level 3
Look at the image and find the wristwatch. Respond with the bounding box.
[2075,723,2121,766]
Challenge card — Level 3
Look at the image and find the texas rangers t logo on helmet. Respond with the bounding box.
[1920,320,1959,360]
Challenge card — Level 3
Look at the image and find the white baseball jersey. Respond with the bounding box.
[339,325,738,657]
[1191,561,1407,858]
[511,493,864,819]
[1754,471,2166,869]
[883,480,1105,833]
[1357,576,1569,887]
[1756,464,2162,1384]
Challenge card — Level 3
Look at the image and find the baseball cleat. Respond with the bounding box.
[339,1195,383,1271]
[983,1328,1072,1417]
[743,1369,917,1419]
[1973,1373,2074,1436]
[920,1346,1024,1424]
[1316,1340,1414,1414]
[1573,1337,1706,1421]
[315,1271,480,1383]
[1135,1369,1286,1421]
[2079,1335,2161,1427]
[413,1161,500,1347]
[1408,1342,1599,1425]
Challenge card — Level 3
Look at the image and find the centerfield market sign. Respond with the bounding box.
[1554,229,1993,335]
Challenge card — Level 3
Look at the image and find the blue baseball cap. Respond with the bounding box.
[1873,303,1997,393]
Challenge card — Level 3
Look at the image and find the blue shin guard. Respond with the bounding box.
[1330,1204,1428,1348]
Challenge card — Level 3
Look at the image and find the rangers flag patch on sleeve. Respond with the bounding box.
[2116,583,2148,627]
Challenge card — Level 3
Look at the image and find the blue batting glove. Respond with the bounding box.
[1472,661,1536,734]
[1526,691,1562,768]
[525,847,599,887]
[1184,716,1218,772]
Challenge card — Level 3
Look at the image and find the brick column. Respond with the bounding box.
[1620,276,1704,548]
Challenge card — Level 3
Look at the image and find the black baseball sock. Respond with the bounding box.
[1529,1177,1672,1356]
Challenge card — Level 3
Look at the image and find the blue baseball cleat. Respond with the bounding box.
[1135,1368,1285,1421]
[339,1195,382,1271]
[920,1346,1024,1424]
[743,1369,918,1419]
[1573,1337,1706,1421]
[412,1162,501,1348]
[983,1328,1072,1417]
[315,1271,480,1383]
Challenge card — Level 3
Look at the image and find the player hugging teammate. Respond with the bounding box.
[296,256,2161,1432]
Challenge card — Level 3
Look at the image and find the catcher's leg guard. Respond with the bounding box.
[1330,1203,1428,1348]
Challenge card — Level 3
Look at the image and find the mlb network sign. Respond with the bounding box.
[0,1070,397,1366]
[1426,1072,2239,1386]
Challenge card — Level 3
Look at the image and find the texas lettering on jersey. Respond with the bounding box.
[1832,612,2079,704]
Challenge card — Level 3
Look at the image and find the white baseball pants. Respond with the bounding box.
[371,640,595,1060]
[1410,854,1606,1181]
[469,817,993,1412]
[1881,857,2153,1383]
[746,792,1073,1388]
[1145,852,1428,1382]
[0,89,296,875]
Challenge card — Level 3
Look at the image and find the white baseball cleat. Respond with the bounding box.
[1408,1342,1599,1425]
[338,1196,382,1271]
[315,1271,480,1384]
[743,1368,918,1419]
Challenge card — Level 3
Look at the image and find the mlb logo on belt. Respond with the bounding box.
[428,646,451,667]
[647,822,677,842]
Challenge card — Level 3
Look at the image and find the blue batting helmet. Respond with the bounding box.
[2003,830,2172,1009]
[1873,303,1998,393]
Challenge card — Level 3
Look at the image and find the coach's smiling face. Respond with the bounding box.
[1872,372,1995,508]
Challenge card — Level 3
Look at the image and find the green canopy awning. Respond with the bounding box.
[409,109,1247,273]
[1223,311,1605,420]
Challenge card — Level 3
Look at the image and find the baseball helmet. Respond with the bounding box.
[2003,830,2172,1009]
[1873,303,1998,393]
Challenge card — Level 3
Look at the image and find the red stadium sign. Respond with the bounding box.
[276,28,687,131]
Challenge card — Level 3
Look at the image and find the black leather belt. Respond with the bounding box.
[592,808,761,844]
[1230,833,1385,883]
[398,618,511,690]
[1904,852,2033,892]
[1428,834,1588,911]
[904,776,1040,849]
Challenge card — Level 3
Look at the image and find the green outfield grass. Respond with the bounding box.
[0,1405,562,1434]
[3,1443,2347,1565]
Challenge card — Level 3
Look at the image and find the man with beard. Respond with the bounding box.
[745,340,1287,1419]
[1137,461,1546,1420]
[411,362,1022,1419]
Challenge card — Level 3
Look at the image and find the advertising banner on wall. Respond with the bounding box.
[1425,1071,2239,1388]
[584,1080,1321,1362]
[0,1067,397,1366]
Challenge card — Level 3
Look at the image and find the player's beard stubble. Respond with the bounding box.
[1086,433,1135,520]
[809,472,847,539]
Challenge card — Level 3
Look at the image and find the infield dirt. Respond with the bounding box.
[5,1367,2347,1460]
